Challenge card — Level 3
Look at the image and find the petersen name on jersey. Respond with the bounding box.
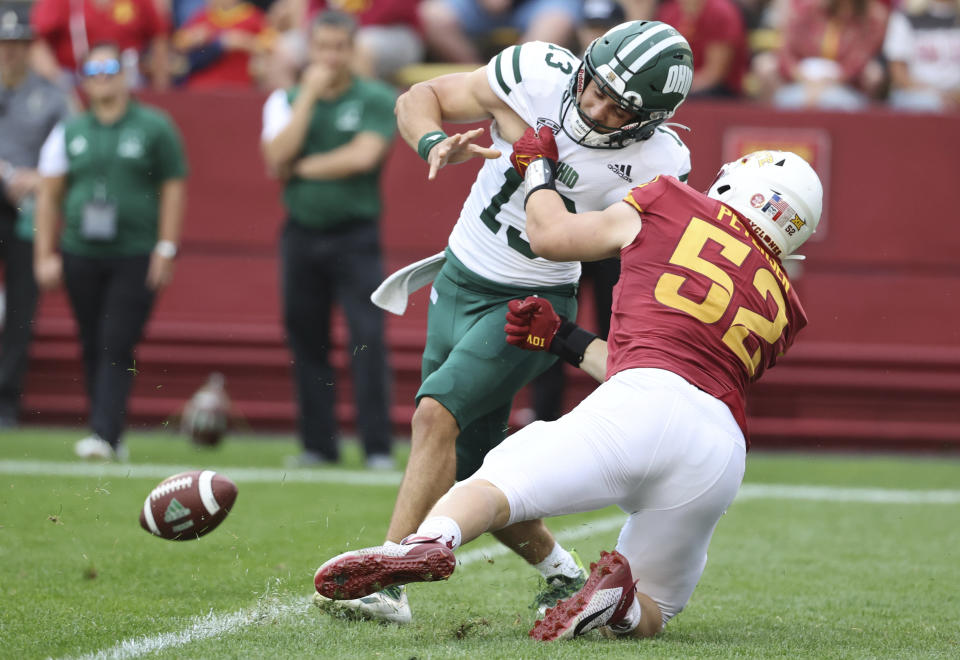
[447,41,691,288]
[606,176,808,441]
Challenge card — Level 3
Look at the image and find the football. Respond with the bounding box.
[139,470,238,540]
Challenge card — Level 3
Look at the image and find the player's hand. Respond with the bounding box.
[301,63,336,99]
[504,296,561,352]
[427,128,501,180]
[5,169,40,202]
[146,252,175,291]
[220,30,257,52]
[34,253,63,291]
[173,24,213,50]
[510,125,558,178]
[480,0,512,13]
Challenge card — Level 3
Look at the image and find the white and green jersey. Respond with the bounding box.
[447,41,691,287]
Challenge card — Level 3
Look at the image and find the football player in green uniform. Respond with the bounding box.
[316,20,695,624]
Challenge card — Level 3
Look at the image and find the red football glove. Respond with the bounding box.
[504,296,561,352]
[509,126,559,178]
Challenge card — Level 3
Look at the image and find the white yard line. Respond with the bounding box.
[65,514,627,660]
[7,459,960,505]
[68,600,310,660]
[6,460,960,505]
[10,456,949,660]
[0,460,402,486]
[738,483,960,504]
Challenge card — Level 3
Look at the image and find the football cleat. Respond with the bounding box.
[529,550,636,641]
[314,537,456,600]
[312,584,412,624]
[74,435,128,462]
[532,550,588,616]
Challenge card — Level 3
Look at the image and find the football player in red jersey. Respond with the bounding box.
[314,127,823,641]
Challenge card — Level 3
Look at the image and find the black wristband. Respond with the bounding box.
[523,157,558,206]
[549,317,598,367]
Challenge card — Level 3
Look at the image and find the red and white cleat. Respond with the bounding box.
[314,537,456,600]
[529,550,636,641]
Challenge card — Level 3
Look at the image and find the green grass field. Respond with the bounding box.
[2,429,959,659]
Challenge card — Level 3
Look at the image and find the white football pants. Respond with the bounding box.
[468,368,746,624]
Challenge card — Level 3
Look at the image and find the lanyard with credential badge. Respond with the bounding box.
[80,120,120,241]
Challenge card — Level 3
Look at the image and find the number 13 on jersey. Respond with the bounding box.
[654,214,789,377]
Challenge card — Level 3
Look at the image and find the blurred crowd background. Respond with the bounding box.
[4,0,960,111]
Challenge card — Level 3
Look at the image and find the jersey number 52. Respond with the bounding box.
[654,217,788,377]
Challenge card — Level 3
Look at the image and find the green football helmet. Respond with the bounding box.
[561,21,694,148]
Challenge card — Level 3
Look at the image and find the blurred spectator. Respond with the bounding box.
[619,0,658,20]
[528,0,624,424]
[735,0,788,30]
[30,0,172,89]
[269,0,423,86]
[173,0,208,26]
[884,0,960,112]
[0,4,71,428]
[260,10,395,469]
[418,0,582,64]
[770,0,889,110]
[172,0,274,88]
[578,0,624,44]
[658,0,749,97]
[34,42,187,460]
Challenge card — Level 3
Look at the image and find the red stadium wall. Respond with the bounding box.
[21,91,960,449]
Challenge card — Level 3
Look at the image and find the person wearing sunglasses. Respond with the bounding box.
[33,42,188,461]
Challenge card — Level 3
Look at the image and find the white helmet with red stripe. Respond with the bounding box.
[707,151,823,259]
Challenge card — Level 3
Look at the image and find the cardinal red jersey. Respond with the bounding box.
[180,4,270,89]
[606,176,808,442]
[31,0,170,71]
[307,0,421,28]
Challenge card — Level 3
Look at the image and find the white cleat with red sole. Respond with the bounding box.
[529,550,637,641]
[314,537,456,600]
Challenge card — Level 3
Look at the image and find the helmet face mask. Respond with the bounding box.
[561,21,694,149]
[707,151,824,259]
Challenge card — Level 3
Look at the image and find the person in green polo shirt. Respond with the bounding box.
[34,42,187,461]
[261,10,395,470]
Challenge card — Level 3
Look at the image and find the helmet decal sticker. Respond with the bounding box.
[663,64,693,96]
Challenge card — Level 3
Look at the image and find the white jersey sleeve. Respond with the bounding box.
[261,89,292,142]
[38,122,67,177]
[656,126,691,181]
[883,12,914,64]
[486,41,580,128]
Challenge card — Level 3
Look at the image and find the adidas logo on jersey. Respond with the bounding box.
[608,163,633,182]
